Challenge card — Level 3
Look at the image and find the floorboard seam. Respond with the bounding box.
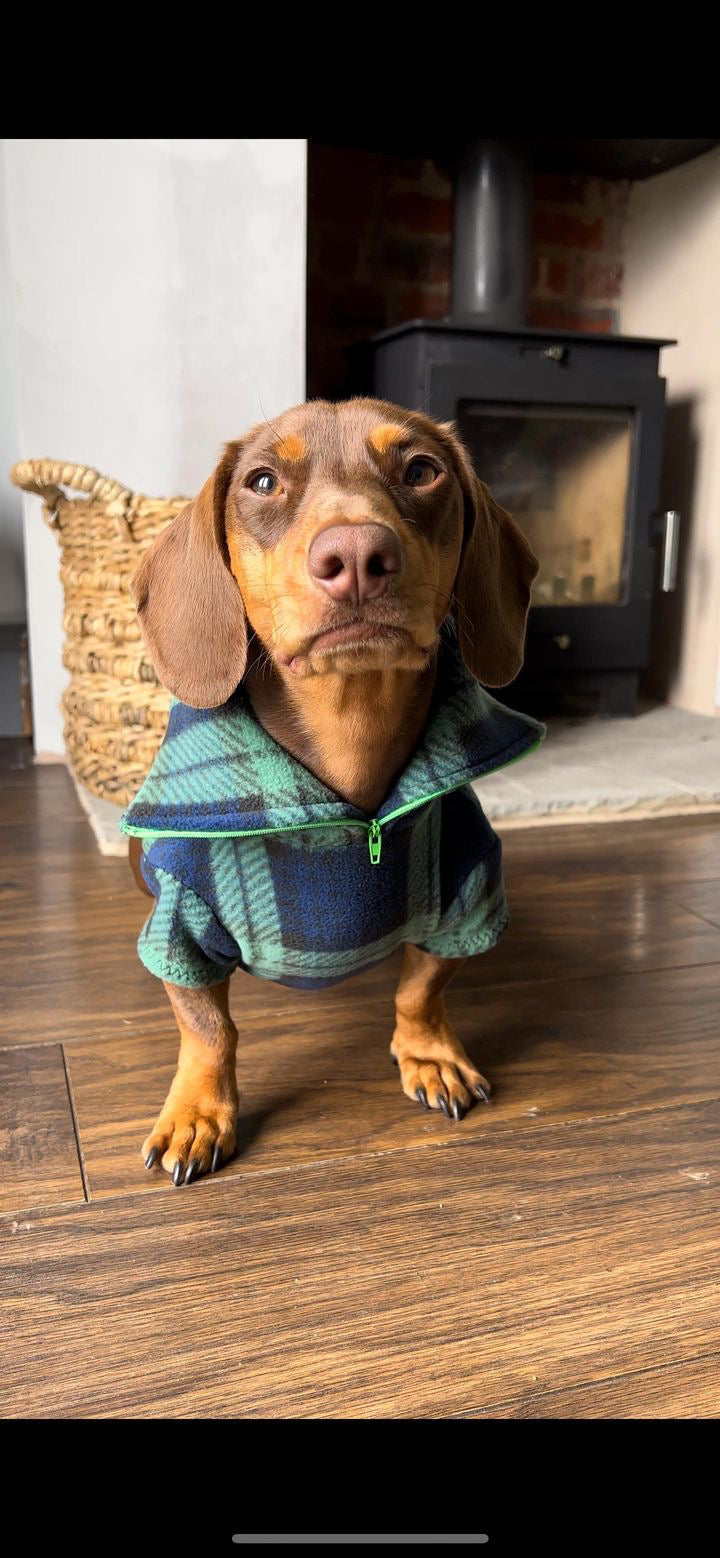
[60,1043,91,1204]
[674,905,720,934]
[24,1090,719,1215]
[0,1037,66,1054]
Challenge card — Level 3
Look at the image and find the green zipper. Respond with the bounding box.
[122,737,543,865]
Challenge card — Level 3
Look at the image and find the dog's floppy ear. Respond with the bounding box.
[442,423,539,687]
[132,442,247,708]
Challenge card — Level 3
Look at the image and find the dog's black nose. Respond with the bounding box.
[307,523,403,605]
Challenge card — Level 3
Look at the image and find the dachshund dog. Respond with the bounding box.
[125,397,539,1185]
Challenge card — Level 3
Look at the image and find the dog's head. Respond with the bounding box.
[132,398,539,707]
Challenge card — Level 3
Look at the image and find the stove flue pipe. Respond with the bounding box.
[451,139,533,327]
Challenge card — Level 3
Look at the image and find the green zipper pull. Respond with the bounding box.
[368,819,382,864]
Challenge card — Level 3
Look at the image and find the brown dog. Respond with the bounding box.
[126,397,538,1184]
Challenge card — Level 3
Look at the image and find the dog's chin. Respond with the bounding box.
[311,640,432,677]
[278,626,434,679]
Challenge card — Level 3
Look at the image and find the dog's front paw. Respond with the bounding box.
[391,1030,491,1121]
[141,1063,238,1186]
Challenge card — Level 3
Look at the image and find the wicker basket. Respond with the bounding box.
[10,459,188,806]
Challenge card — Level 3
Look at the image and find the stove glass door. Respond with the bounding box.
[459,403,634,606]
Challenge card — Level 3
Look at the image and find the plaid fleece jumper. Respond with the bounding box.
[120,644,545,990]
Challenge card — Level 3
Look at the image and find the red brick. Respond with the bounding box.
[309,143,382,200]
[382,234,450,287]
[387,288,448,323]
[306,339,353,399]
[308,148,383,227]
[386,157,427,185]
[532,211,605,251]
[336,282,386,325]
[533,172,587,205]
[594,178,617,205]
[577,262,624,301]
[384,191,452,236]
[527,304,578,330]
[315,234,363,280]
[550,256,570,293]
[578,313,615,335]
[310,281,385,332]
[531,255,569,299]
[528,303,614,334]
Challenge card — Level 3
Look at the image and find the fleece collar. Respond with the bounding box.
[120,640,545,838]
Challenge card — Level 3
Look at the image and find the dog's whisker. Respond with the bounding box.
[257,396,287,444]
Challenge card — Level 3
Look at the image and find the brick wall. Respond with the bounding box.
[307,143,631,398]
[530,173,629,334]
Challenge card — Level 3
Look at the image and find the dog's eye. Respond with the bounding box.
[405,459,439,488]
[249,471,281,496]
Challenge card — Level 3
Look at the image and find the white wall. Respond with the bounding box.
[620,147,720,716]
[0,147,25,626]
[2,138,307,754]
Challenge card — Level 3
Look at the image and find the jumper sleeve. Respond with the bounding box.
[137,860,242,988]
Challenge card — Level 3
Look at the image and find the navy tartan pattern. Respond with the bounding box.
[122,640,544,990]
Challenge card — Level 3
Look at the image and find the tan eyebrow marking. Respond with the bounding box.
[369,422,409,455]
[273,434,306,463]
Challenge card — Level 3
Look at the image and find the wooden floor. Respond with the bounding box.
[2,737,720,1419]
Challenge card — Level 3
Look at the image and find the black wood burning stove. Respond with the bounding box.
[362,140,680,717]
[371,318,676,716]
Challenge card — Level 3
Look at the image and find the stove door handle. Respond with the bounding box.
[653,510,681,592]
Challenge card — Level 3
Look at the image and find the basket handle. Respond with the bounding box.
[10,459,134,533]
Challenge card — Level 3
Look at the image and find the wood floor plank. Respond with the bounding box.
[0,736,34,773]
[0,933,402,1049]
[501,812,720,890]
[478,877,720,986]
[670,879,720,931]
[462,1353,720,1417]
[0,764,86,827]
[1,1100,718,1418]
[0,1045,86,1214]
[65,959,720,1200]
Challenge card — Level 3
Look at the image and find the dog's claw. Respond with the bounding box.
[475,1083,491,1104]
[211,1146,223,1173]
[172,1161,184,1187]
[415,1086,428,1108]
[438,1096,451,1118]
[452,1098,464,1121]
[144,1147,158,1169]
[184,1158,199,1185]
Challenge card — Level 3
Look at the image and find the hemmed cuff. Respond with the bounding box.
[417,906,510,962]
[137,940,238,989]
